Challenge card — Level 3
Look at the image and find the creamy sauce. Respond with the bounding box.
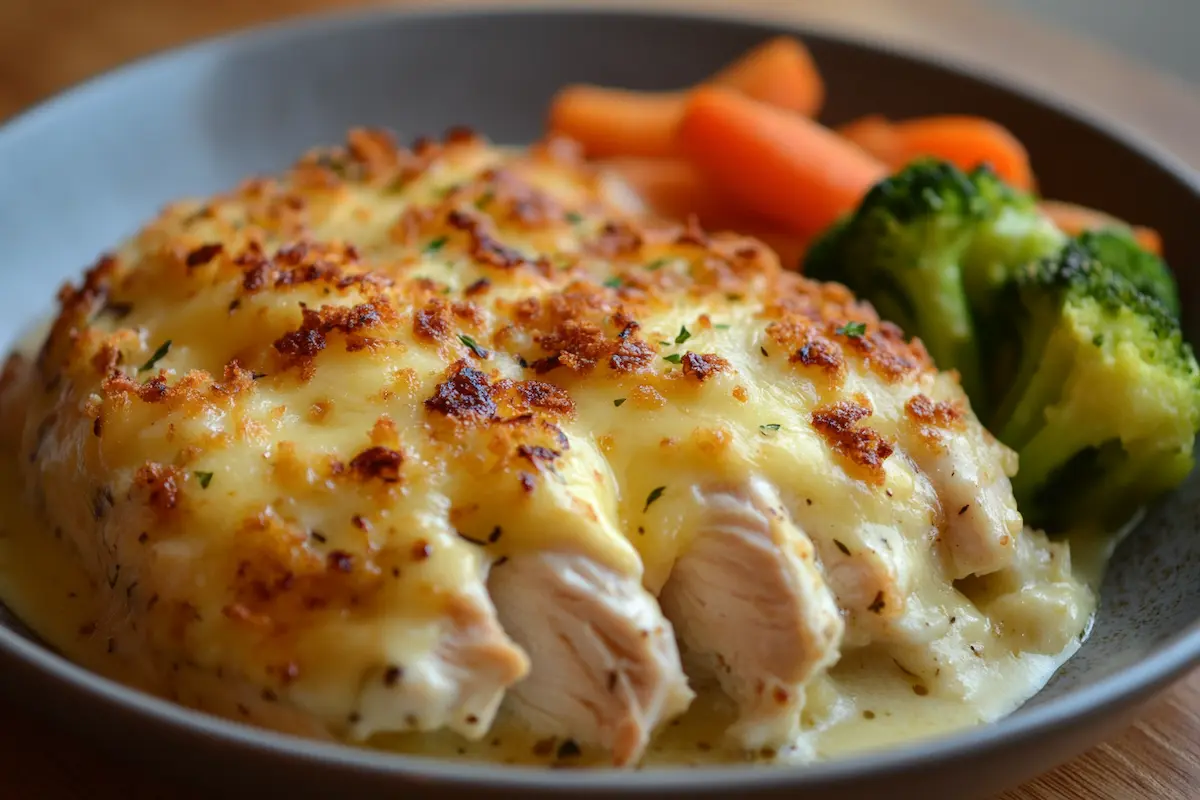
[0,449,1101,767]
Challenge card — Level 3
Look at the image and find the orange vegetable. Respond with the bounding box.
[677,87,888,236]
[548,36,824,158]
[548,87,683,159]
[599,157,810,265]
[835,115,902,162]
[1039,199,1163,256]
[838,114,1035,191]
[710,35,824,117]
[599,157,751,228]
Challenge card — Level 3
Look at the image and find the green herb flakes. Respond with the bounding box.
[139,340,172,372]
[644,486,666,512]
[835,321,867,338]
[459,334,489,359]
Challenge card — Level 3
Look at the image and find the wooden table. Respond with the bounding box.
[1,1,1197,797]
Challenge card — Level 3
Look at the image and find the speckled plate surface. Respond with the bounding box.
[1,6,1198,799]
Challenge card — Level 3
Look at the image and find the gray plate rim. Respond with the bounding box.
[1,2,1198,793]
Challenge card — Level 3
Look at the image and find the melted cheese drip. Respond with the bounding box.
[0,465,1098,765]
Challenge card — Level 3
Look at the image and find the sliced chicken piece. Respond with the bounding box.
[809,520,914,647]
[910,439,1022,579]
[488,551,693,765]
[659,479,844,750]
[351,581,531,741]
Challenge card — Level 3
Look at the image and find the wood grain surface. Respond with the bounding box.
[1,1,1197,797]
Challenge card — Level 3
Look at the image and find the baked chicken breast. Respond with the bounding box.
[0,129,1091,766]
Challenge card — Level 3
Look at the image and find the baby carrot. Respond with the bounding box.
[548,36,825,159]
[1039,199,1163,256]
[710,35,824,117]
[548,87,684,159]
[677,87,888,236]
[839,114,1035,191]
[599,157,752,228]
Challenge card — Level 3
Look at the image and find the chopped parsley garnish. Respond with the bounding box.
[646,258,670,271]
[674,325,691,345]
[602,276,623,289]
[613,398,626,407]
[835,321,867,338]
[564,211,584,224]
[663,353,683,364]
[714,323,731,330]
[644,486,666,512]
[459,335,489,359]
[195,471,214,489]
[759,423,781,434]
[423,236,448,254]
[139,340,172,372]
[475,191,494,210]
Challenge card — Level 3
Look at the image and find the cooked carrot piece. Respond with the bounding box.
[1133,227,1165,256]
[1039,199,1163,256]
[599,157,751,228]
[548,87,684,159]
[548,37,824,159]
[710,36,824,117]
[838,114,1034,190]
[598,157,810,265]
[835,115,902,163]
[677,87,888,236]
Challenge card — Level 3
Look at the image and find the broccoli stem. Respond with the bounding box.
[903,252,986,403]
[1008,415,1092,512]
[990,313,1072,447]
[1029,442,1195,531]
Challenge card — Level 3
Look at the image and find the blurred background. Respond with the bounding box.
[1003,0,1198,86]
[1,0,1197,122]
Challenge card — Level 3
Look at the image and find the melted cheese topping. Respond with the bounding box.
[0,129,1095,766]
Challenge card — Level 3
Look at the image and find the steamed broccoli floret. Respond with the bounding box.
[1075,228,1181,318]
[991,241,1200,531]
[803,159,1064,404]
[805,157,1198,532]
